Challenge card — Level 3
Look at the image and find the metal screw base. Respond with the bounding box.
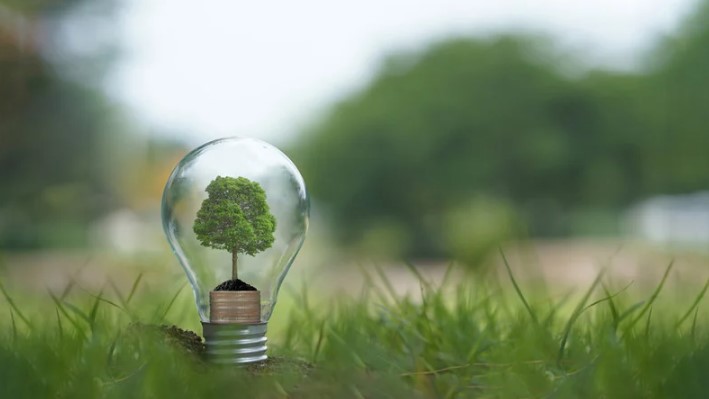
[202,322,268,365]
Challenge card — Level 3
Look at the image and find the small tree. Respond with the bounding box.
[193,176,276,281]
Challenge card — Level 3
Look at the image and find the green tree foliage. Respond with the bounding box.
[193,176,276,280]
[294,0,709,260]
[296,37,602,257]
[0,0,182,249]
[641,0,709,194]
[0,0,122,248]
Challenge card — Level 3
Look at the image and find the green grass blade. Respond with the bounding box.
[60,279,76,301]
[499,248,538,325]
[644,307,653,339]
[356,263,391,305]
[584,281,631,312]
[63,301,92,325]
[126,272,144,304]
[106,331,123,370]
[10,309,17,343]
[108,278,130,310]
[617,300,645,322]
[160,283,187,321]
[108,277,139,320]
[77,283,126,313]
[543,289,574,327]
[328,328,366,369]
[440,260,456,288]
[0,280,32,329]
[88,287,105,329]
[602,283,620,327]
[626,261,674,330]
[675,278,709,328]
[557,269,605,365]
[56,308,63,339]
[49,290,86,339]
[403,261,432,292]
[372,262,402,305]
[312,321,326,363]
[59,256,91,300]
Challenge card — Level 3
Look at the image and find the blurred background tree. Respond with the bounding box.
[0,0,184,249]
[644,0,709,195]
[293,0,709,263]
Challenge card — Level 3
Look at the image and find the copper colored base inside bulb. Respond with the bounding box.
[209,290,261,323]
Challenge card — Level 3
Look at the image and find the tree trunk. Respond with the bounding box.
[232,250,238,281]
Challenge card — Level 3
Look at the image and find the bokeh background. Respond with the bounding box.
[2,0,709,303]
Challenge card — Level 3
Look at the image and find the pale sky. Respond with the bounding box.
[110,0,697,145]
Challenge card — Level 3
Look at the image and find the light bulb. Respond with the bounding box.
[161,137,309,364]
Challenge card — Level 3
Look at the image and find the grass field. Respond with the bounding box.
[0,251,708,398]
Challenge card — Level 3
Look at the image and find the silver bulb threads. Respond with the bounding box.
[202,321,268,364]
[204,290,266,364]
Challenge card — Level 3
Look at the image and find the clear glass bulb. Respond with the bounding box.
[161,137,308,363]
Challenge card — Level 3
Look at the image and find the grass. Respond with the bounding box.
[0,256,708,398]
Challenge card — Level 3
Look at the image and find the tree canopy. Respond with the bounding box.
[193,176,276,280]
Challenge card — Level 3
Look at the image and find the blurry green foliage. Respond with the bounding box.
[294,1,709,262]
[0,0,183,249]
[0,2,117,248]
[443,196,521,266]
[645,0,709,193]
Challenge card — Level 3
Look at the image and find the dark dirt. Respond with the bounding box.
[214,278,257,291]
[128,323,313,374]
[160,325,205,356]
[245,356,314,376]
[129,323,205,357]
